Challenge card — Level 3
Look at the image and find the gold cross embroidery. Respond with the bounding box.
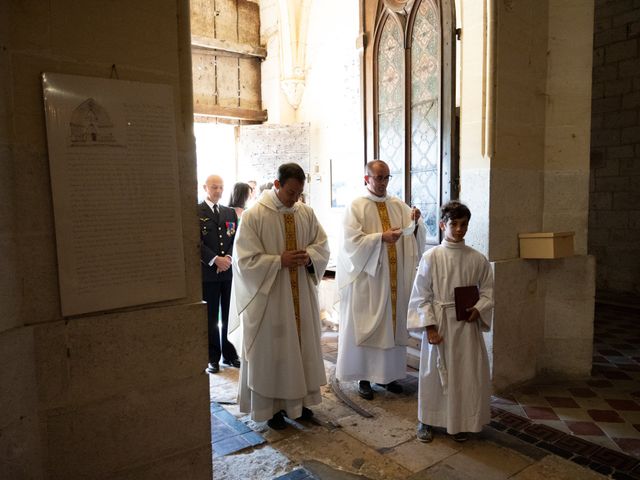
[375,201,398,338]
[283,213,302,344]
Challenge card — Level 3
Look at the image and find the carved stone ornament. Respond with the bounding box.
[280,78,305,109]
[382,0,411,14]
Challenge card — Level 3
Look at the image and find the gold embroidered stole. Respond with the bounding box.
[283,213,301,343]
[375,201,397,337]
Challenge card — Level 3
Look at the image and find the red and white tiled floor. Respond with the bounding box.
[490,302,640,477]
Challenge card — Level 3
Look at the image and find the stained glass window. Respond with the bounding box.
[374,0,446,246]
[411,0,441,243]
[377,17,405,200]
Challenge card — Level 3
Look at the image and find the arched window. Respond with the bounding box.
[369,0,456,246]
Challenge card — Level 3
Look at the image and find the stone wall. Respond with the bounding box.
[0,1,211,478]
[590,0,640,297]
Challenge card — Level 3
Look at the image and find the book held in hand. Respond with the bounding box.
[454,285,480,321]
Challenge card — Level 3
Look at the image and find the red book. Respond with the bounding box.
[454,285,480,321]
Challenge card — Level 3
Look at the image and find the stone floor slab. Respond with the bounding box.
[510,455,606,479]
[276,428,412,480]
[338,406,416,450]
[439,440,534,480]
[383,437,461,473]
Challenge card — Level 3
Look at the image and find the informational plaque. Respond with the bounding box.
[42,73,187,316]
[237,123,310,186]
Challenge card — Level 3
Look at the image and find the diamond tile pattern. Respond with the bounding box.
[490,304,640,478]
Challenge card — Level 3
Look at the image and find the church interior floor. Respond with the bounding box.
[209,303,640,479]
[490,302,640,478]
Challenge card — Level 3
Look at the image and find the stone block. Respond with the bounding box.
[592,48,605,68]
[594,24,629,47]
[603,109,638,128]
[630,211,640,228]
[538,338,593,377]
[491,259,541,390]
[622,125,640,143]
[0,327,43,479]
[34,302,207,408]
[338,405,417,449]
[595,175,629,192]
[590,127,620,146]
[15,232,61,325]
[620,157,640,175]
[630,20,640,37]
[592,63,619,83]
[622,90,640,109]
[440,440,533,480]
[106,445,212,480]
[512,454,606,479]
[386,438,461,473]
[594,15,612,33]
[0,414,44,480]
[594,156,620,176]
[595,0,634,17]
[595,209,627,229]
[607,145,633,159]
[613,7,640,27]
[487,169,543,261]
[592,96,622,119]
[50,1,180,74]
[613,190,640,208]
[607,77,634,97]
[590,148,605,167]
[619,57,640,76]
[277,428,411,479]
[589,191,613,211]
[589,227,610,247]
[44,376,210,480]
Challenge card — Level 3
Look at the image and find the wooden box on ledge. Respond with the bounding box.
[518,231,574,259]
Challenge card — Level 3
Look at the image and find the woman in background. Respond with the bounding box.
[228,182,252,218]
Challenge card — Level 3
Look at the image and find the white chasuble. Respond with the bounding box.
[228,190,330,422]
[407,239,494,434]
[335,192,425,384]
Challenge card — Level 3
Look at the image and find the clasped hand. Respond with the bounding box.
[214,255,232,272]
[281,249,310,268]
[381,227,402,244]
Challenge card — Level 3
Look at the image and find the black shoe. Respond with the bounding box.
[358,380,374,400]
[222,358,241,368]
[417,423,433,443]
[205,362,219,374]
[267,411,287,430]
[453,432,469,442]
[296,407,314,421]
[376,380,403,394]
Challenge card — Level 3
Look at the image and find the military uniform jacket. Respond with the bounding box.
[199,201,238,283]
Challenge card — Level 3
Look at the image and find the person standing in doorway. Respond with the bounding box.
[229,163,330,429]
[199,174,240,374]
[336,160,426,400]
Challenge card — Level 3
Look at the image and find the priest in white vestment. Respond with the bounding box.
[336,160,426,400]
[228,163,330,430]
[407,201,494,443]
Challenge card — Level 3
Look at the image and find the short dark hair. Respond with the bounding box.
[228,182,252,209]
[440,201,471,222]
[277,163,306,184]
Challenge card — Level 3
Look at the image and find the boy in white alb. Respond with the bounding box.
[407,201,494,443]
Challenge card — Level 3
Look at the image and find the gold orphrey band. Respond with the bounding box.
[283,213,302,343]
[375,201,397,337]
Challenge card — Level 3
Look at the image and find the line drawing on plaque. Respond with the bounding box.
[69,98,120,147]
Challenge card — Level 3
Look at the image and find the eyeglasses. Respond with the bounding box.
[369,175,392,182]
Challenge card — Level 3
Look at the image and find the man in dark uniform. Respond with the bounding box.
[199,174,240,374]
